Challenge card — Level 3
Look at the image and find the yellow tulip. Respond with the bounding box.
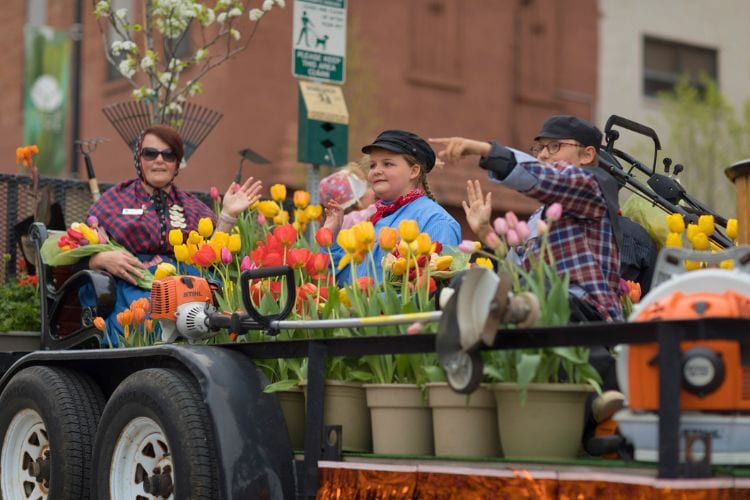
[431,255,453,272]
[398,220,419,243]
[79,224,100,245]
[691,232,709,251]
[378,227,398,251]
[698,215,714,236]
[415,233,432,255]
[352,221,375,249]
[305,204,322,221]
[684,260,702,271]
[720,260,735,270]
[168,229,183,246]
[270,184,287,202]
[392,257,407,276]
[665,232,682,248]
[475,257,494,269]
[666,213,685,234]
[293,190,311,209]
[336,229,357,253]
[154,262,177,280]
[173,244,189,262]
[337,253,351,271]
[228,233,241,253]
[210,230,229,248]
[187,230,203,245]
[198,217,214,238]
[686,224,699,243]
[292,220,306,233]
[294,209,309,224]
[257,200,280,218]
[727,218,739,240]
[338,288,351,307]
[273,210,290,225]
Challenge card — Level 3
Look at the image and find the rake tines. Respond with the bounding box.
[102,101,223,160]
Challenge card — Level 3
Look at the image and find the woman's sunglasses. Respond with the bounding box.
[141,147,177,163]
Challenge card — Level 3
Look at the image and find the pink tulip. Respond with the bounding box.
[458,240,477,254]
[506,229,520,247]
[505,211,519,229]
[493,217,508,236]
[257,213,266,225]
[515,221,531,241]
[240,255,254,271]
[406,322,423,335]
[536,219,549,236]
[210,186,220,201]
[545,202,563,222]
[86,215,99,227]
[485,231,501,248]
[220,247,232,264]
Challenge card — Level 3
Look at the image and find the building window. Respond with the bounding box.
[643,36,718,97]
[407,0,462,90]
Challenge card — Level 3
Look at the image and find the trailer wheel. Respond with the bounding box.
[0,366,104,500]
[92,368,219,499]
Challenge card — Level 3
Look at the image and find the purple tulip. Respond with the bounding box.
[505,211,519,229]
[240,255,254,271]
[86,215,99,228]
[221,247,232,264]
[515,221,531,241]
[506,229,520,247]
[493,217,508,236]
[458,240,477,254]
[545,202,563,222]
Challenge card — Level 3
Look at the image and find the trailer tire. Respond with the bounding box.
[0,365,104,500]
[91,368,219,499]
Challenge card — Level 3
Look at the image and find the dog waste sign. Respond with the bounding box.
[292,0,346,84]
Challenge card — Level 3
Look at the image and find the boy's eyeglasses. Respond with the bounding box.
[530,141,584,156]
[141,147,177,163]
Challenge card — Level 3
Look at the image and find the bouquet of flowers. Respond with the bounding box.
[39,215,154,289]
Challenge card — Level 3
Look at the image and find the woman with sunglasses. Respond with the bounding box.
[81,124,262,341]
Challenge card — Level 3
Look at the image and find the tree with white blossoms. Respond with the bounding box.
[93,0,284,125]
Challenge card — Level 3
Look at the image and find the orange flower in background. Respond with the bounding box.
[193,244,217,267]
[378,227,398,251]
[93,316,106,331]
[117,309,133,327]
[287,247,312,270]
[357,276,375,293]
[273,224,297,247]
[293,190,311,208]
[15,145,39,167]
[625,280,641,304]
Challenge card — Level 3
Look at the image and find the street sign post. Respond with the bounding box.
[292,0,347,84]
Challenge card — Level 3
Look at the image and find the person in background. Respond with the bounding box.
[81,124,262,342]
[325,129,461,285]
[318,156,376,230]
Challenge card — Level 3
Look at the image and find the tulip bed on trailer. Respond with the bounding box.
[2,319,750,498]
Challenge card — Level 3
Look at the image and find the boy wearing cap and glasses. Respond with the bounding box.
[431,115,623,322]
[325,129,461,285]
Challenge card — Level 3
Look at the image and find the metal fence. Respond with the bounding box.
[0,173,210,283]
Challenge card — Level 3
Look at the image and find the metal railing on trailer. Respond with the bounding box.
[223,317,748,498]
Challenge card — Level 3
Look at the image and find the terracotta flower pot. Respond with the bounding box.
[365,383,433,456]
[493,382,594,459]
[427,383,501,457]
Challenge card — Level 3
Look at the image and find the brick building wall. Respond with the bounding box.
[0,0,599,233]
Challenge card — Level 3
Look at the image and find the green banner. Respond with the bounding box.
[23,26,71,175]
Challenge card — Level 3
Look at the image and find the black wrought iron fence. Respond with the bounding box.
[0,173,211,283]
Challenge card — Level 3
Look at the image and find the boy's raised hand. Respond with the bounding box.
[429,137,492,165]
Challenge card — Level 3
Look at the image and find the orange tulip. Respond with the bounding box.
[378,227,398,251]
[93,316,106,331]
[293,190,311,208]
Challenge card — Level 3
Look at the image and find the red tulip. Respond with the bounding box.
[287,247,312,270]
[315,227,334,248]
[272,224,297,248]
[193,244,217,267]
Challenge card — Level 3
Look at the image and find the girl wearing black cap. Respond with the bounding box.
[325,129,461,284]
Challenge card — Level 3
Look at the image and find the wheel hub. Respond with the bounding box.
[142,466,174,497]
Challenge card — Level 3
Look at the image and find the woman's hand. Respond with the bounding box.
[89,250,147,286]
[323,200,345,236]
[221,177,263,218]
[462,180,493,242]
